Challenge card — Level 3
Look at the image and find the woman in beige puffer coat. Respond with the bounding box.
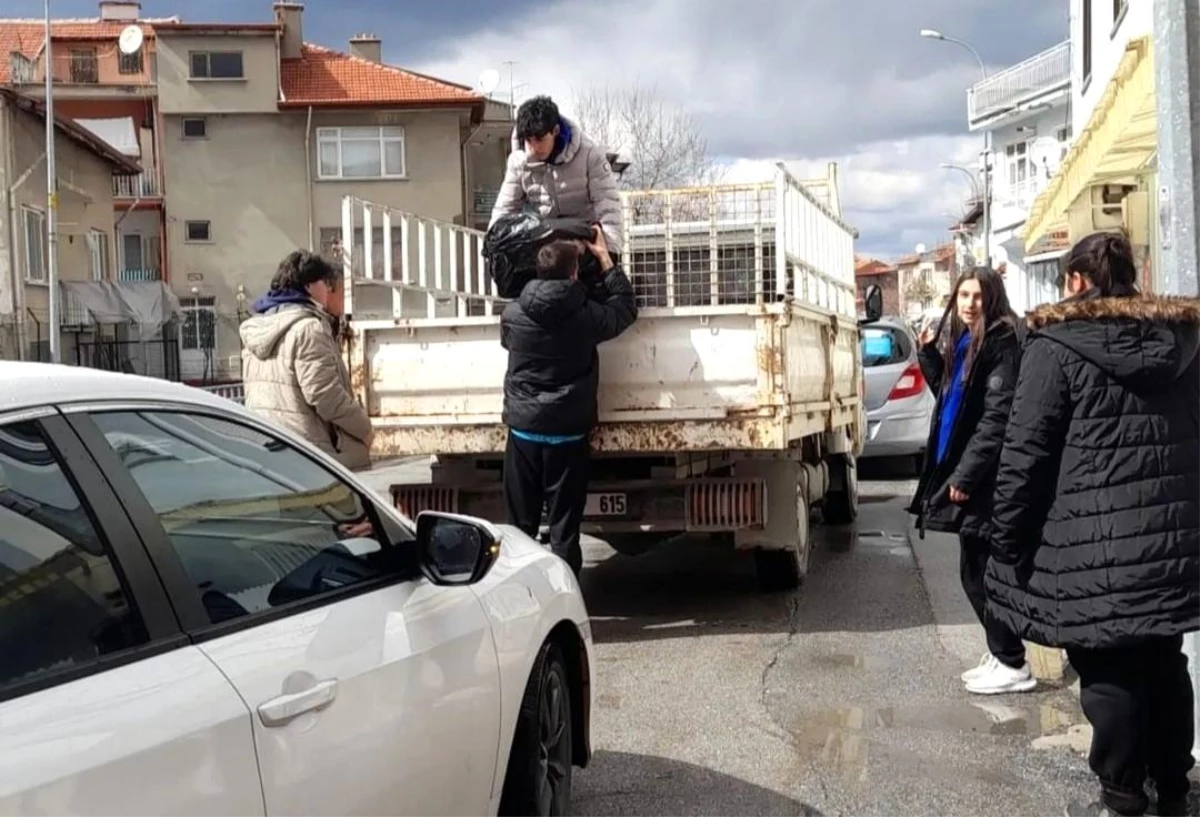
[239,250,373,471]
[489,95,623,249]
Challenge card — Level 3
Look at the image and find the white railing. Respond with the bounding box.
[342,167,858,322]
[998,177,1042,211]
[113,170,160,198]
[968,41,1071,125]
[199,382,245,403]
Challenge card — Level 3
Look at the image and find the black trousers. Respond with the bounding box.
[503,433,590,576]
[1066,635,1195,816]
[959,533,1027,668]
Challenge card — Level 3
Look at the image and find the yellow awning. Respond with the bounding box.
[1024,36,1157,250]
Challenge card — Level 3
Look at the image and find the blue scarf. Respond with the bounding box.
[935,330,972,464]
[251,288,312,314]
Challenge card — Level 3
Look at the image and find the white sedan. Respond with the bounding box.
[0,362,593,816]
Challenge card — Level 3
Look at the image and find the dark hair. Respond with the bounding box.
[516,95,560,141]
[535,240,581,281]
[270,250,340,293]
[938,266,1013,392]
[1059,231,1139,296]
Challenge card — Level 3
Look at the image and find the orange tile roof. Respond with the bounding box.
[0,19,167,82]
[280,44,483,110]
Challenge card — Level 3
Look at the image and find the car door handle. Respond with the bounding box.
[258,679,339,727]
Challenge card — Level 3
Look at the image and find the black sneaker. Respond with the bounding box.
[1152,795,1189,817]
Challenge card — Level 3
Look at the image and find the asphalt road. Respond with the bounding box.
[569,461,1101,817]
[363,458,1106,816]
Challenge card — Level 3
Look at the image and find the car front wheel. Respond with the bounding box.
[499,641,573,816]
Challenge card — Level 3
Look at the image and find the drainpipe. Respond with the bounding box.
[2,99,26,359]
[304,105,314,250]
[461,119,485,228]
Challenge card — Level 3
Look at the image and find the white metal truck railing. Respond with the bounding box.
[341,166,858,323]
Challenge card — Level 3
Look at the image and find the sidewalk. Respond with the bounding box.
[907,524,1092,755]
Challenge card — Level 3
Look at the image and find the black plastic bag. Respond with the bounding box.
[483,213,594,298]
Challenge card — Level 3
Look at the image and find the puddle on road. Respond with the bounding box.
[781,700,1084,782]
[819,528,911,555]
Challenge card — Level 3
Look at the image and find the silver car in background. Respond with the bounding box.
[859,317,936,470]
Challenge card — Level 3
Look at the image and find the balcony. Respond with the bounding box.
[113,170,160,199]
[118,268,162,282]
[968,41,1070,128]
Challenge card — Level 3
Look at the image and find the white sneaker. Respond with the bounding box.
[961,653,998,683]
[964,660,1037,695]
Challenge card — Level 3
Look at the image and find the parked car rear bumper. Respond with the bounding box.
[861,391,934,459]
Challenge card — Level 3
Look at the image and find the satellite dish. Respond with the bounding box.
[118,25,144,56]
[915,243,927,254]
[478,68,501,95]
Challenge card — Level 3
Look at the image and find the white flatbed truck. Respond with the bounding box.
[339,162,874,590]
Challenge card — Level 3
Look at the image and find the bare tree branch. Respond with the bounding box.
[569,82,722,194]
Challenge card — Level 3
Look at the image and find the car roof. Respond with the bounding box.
[0,361,243,416]
[862,316,915,334]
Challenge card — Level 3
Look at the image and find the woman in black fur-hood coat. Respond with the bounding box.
[984,232,1199,817]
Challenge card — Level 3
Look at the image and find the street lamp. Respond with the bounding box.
[922,28,992,268]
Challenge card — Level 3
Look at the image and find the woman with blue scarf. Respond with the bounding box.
[908,267,1028,695]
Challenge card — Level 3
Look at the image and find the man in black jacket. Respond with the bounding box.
[986,233,1199,817]
[501,228,638,575]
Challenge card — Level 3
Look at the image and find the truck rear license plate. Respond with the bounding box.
[585,493,627,516]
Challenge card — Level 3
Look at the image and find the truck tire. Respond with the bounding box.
[754,492,811,592]
[822,454,859,526]
[602,533,660,557]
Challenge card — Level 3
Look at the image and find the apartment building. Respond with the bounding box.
[958,37,1073,313]
[1024,0,1158,291]
[1,2,168,288]
[0,88,139,361]
[3,1,513,380]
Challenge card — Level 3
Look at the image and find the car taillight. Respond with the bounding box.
[888,364,925,401]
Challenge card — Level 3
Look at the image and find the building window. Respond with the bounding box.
[181,117,207,139]
[317,126,406,180]
[1006,141,1030,186]
[184,221,212,243]
[189,51,244,80]
[1082,0,1093,86]
[10,53,34,84]
[180,297,217,353]
[69,48,99,83]
[118,49,142,75]
[22,207,45,283]
[88,231,109,281]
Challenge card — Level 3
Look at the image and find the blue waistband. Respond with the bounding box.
[510,428,586,445]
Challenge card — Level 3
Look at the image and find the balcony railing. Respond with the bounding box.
[968,41,1071,125]
[119,268,162,282]
[996,177,1042,211]
[113,171,160,198]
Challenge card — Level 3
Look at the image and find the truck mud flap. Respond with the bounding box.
[389,477,767,534]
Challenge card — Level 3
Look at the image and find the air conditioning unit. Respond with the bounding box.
[1068,184,1140,236]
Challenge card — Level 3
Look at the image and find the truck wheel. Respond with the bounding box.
[822,454,859,526]
[602,533,660,557]
[754,491,811,592]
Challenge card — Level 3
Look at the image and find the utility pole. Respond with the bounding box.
[44,0,61,363]
[1152,0,1200,756]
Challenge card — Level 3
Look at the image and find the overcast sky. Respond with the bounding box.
[7,0,1068,258]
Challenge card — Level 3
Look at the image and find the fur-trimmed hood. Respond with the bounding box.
[1027,293,1200,390]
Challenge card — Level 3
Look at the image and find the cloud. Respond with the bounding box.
[410,0,1065,257]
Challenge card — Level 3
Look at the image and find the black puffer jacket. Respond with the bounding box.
[986,293,1200,649]
[909,319,1020,540]
[500,266,638,436]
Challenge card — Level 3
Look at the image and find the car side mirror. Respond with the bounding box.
[416,511,501,586]
[861,284,884,324]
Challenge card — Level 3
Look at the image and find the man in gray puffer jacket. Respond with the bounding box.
[490,95,623,250]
